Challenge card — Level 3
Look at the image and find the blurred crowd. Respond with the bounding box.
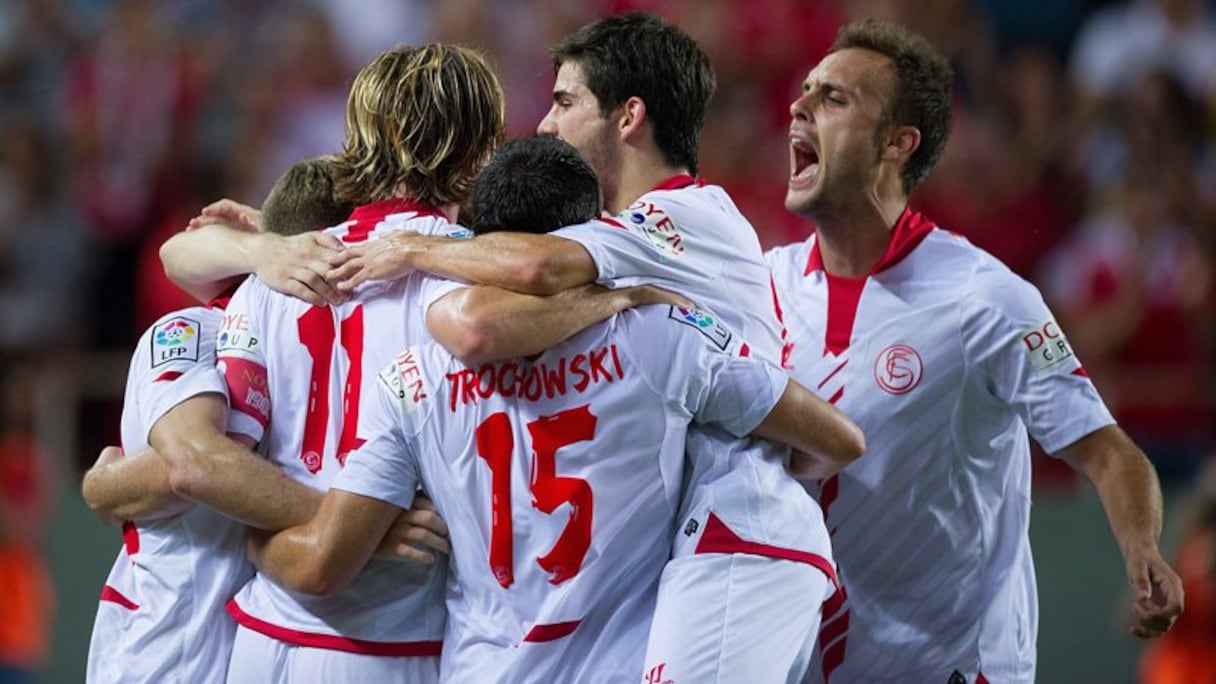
[0,0,1214,674]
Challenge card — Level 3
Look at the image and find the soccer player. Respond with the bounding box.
[324,13,848,681]
[249,133,862,682]
[764,20,1184,683]
[79,157,367,684]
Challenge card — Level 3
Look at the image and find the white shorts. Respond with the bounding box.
[226,625,439,684]
[642,553,834,684]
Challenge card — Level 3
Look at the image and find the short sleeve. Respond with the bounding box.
[961,263,1115,454]
[331,353,426,510]
[617,305,788,437]
[554,200,696,288]
[216,278,272,442]
[132,309,228,441]
[418,275,470,319]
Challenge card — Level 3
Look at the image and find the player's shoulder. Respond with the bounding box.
[765,235,816,275]
[374,342,450,421]
[616,304,745,357]
[139,305,223,371]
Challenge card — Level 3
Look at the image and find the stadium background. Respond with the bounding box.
[0,0,1212,681]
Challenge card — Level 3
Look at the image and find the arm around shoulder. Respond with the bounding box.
[754,377,865,480]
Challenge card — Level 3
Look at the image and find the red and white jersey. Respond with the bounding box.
[87,306,252,684]
[216,199,466,654]
[333,305,789,682]
[766,209,1116,683]
[553,176,829,559]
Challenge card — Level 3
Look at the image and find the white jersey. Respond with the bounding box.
[333,305,789,682]
[217,199,467,654]
[554,176,830,560]
[87,306,252,684]
[766,209,1117,684]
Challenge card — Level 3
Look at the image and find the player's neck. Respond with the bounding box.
[609,154,688,214]
[813,191,908,278]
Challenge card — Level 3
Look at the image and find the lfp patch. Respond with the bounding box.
[151,316,200,367]
[669,305,732,351]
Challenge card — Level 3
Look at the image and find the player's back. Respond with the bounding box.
[88,306,250,683]
[341,304,786,682]
[218,199,465,649]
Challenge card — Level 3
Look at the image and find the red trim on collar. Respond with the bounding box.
[347,198,448,225]
[804,207,936,276]
[650,174,704,192]
[207,296,232,310]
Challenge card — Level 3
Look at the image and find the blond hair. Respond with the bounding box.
[333,44,506,208]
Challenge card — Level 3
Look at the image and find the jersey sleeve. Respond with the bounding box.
[618,305,788,438]
[553,199,695,288]
[418,275,470,321]
[961,262,1116,454]
[215,278,272,443]
[130,309,228,442]
[330,352,425,510]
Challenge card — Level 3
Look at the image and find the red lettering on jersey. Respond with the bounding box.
[645,663,674,684]
[449,346,625,410]
[221,312,249,332]
[588,347,612,384]
[498,362,519,398]
[393,348,428,405]
[222,357,271,429]
[570,354,589,392]
[542,358,567,398]
[641,202,663,217]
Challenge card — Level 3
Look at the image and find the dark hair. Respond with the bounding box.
[471,136,601,235]
[831,19,953,193]
[261,157,354,236]
[551,12,715,175]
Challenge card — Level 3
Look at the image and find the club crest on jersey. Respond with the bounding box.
[150,316,200,367]
[378,348,429,414]
[1022,319,1074,372]
[668,306,733,351]
[874,344,922,395]
[623,200,685,260]
[217,312,259,355]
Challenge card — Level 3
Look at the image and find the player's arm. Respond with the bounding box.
[81,445,190,524]
[427,283,692,365]
[147,392,325,530]
[248,489,406,596]
[753,378,865,479]
[1058,425,1184,638]
[160,222,345,306]
[329,231,597,296]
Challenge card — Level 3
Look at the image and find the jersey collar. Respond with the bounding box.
[650,174,705,192]
[348,197,449,225]
[804,207,936,276]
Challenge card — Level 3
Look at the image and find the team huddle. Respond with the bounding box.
[81,12,1183,684]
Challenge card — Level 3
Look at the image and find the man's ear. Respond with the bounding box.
[882,125,920,164]
[618,96,647,140]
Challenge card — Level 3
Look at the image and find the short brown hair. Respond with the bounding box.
[333,44,505,208]
[261,156,354,236]
[831,20,953,193]
[551,13,715,176]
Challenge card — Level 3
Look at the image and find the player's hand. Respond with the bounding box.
[621,284,695,310]
[1125,545,1184,638]
[326,231,419,293]
[375,495,450,564]
[255,232,348,307]
[83,446,125,526]
[188,198,263,232]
